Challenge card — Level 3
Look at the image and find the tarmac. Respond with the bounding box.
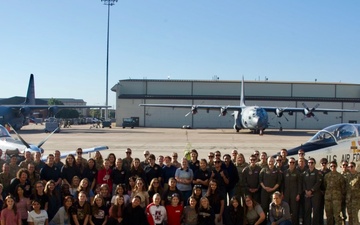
[17,124,317,160]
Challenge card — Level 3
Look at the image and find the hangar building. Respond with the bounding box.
[111,79,360,130]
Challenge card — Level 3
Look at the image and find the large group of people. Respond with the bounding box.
[0,147,358,225]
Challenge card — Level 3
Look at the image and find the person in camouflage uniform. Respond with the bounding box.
[319,158,331,225]
[324,160,346,225]
[340,160,350,223]
[346,162,360,225]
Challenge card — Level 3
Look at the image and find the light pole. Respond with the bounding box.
[101,0,117,120]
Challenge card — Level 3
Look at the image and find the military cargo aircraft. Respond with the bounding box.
[139,78,358,134]
[0,124,108,161]
[0,74,110,130]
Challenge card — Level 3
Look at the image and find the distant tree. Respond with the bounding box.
[56,109,79,119]
[109,110,115,119]
[90,109,101,118]
[48,98,64,105]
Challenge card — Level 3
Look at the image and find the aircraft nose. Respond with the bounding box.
[251,117,259,127]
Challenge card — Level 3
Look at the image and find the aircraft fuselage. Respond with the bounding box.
[0,107,24,130]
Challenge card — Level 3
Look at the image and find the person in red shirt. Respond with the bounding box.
[97,159,113,193]
[165,194,183,225]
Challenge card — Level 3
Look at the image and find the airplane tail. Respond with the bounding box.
[23,74,35,105]
[240,76,246,107]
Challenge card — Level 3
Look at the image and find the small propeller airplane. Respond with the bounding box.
[139,78,358,134]
[0,124,108,161]
[286,123,360,166]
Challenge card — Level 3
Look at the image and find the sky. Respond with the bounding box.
[1,1,359,106]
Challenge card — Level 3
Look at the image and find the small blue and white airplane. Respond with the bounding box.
[286,123,360,168]
[140,78,358,134]
[0,124,108,161]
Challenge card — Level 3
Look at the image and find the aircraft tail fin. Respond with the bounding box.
[240,76,246,107]
[24,74,35,105]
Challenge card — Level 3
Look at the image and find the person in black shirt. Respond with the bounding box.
[40,154,62,188]
[31,180,49,210]
[90,194,108,225]
[9,168,32,197]
[122,195,148,225]
[144,154,162,186]
[111,158,127,195]
[189,149,200,174]
[193,159,211,195]
[161,177,183,206]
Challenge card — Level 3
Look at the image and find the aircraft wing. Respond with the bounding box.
[2,105,110,109]
[41,145,109,161]
[139,104,245,111]
[261,105,358,121]
[260,106,358,113]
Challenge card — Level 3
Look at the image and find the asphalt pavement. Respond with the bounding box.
[17,124,316,160]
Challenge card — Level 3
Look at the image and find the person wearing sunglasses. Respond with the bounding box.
[140,150,150,169]
[243,155,262,204]
[324,161,346,225]
[75,148,88,169]
[282,157,301,225]
[256,152,268,169]
[210,158,229,204]
[207,153,215,170]
[259,156,281,216]
[171,152,181,169]
[319,158,330,225]
[340,160,349,223]
[303,158,322,225]
[122,148,133,171]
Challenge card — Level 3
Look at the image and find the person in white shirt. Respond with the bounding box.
[28,199,48,225]
[146,193,167,225]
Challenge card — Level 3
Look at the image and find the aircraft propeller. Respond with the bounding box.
[185,105,198,117]
[219,106,228,117]
[8,124,59,153]
[301,103,320,121]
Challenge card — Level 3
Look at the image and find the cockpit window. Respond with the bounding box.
[310,123,358,143]
[309,131,336,144]
[332,124,356,141]
[0,126,11,138]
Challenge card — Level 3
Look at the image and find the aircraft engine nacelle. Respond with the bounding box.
[275,108,284,117]
[219,107,227,116]
[20,107,31,116]
[48,106,59,117]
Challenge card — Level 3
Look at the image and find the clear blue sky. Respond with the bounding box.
[1,1,359,106]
